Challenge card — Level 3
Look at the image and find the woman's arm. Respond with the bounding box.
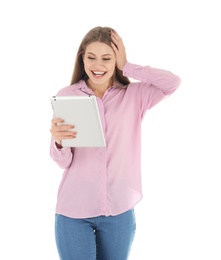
[123,62,181,95]
[49,137,74,169]
[49,118,76,169]
[111,29,181,95]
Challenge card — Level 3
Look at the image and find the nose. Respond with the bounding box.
[93,59,104,68]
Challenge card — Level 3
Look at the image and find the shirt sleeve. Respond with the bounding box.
[49,137,74,169]
[123,62,181,114]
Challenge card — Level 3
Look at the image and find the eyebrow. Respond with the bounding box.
[86,52,112,56]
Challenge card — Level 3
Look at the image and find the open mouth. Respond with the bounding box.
[92,71,106,76]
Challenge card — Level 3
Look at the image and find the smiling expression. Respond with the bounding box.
[83,42,116,90]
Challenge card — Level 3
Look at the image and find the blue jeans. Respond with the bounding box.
[55,209,136,260]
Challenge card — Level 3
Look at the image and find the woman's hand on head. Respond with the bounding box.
[110,30,127,71]
[50,118,77,146]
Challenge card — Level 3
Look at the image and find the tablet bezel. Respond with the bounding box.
[50,95,106,147]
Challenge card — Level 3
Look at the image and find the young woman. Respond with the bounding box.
[50,26,181,260]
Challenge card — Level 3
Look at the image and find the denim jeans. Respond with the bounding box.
[55,209,136,260]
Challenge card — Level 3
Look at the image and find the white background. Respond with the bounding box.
[0,0,220,259]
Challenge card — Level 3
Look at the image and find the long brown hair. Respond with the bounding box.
[70,26,130,87]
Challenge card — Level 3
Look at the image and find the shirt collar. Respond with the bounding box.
[70,80,125,93]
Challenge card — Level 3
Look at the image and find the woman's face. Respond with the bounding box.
[83,41,116,89]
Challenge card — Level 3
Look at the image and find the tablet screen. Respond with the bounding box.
[50,95,106,147]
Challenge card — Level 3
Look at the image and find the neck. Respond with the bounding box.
[86,79,113,98]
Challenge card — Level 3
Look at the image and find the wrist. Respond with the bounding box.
[119,61,127,71]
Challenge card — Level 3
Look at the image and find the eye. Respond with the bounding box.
[103,58,111,61]
[88,56,95,60]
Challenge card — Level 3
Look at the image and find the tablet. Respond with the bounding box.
[50,95,106,147]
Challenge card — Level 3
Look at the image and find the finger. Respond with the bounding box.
[110,31,119,44]
[111,30,122,43]
[111,30,120,38]
[111,42,118,52]
[111,35,125,53]
[50,125,75,135]
[54,131,77,138]
[110,31,117,39]
[52,131,77,137]
[110,33,118,45]
[51,118,64,125]
[56,124,75,131]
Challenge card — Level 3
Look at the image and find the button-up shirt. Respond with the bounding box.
[50,62,181,218]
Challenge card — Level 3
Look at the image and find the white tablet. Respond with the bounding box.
[50,95,106,147]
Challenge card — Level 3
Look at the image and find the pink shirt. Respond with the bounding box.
[50,62,181,218]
